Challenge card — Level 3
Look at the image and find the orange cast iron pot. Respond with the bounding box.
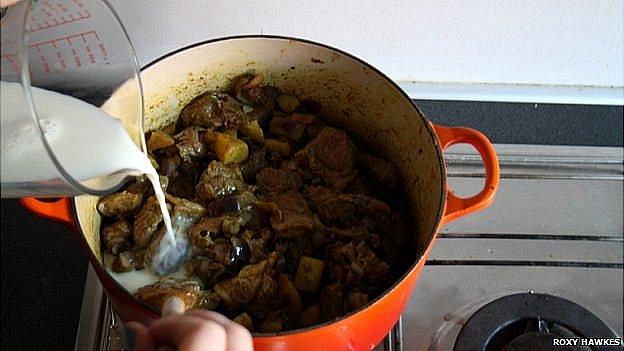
[20,36,500,351]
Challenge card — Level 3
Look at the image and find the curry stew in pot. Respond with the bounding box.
[98,73,414,332]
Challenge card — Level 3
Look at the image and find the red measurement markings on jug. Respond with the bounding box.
[1,31,108,74]
[27,0,91,33]
[0,54,19,75]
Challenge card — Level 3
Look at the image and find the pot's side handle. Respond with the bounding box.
[19,197,75,228]
[433,124,500,226]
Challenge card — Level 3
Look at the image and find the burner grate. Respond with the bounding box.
[453,293,618,351]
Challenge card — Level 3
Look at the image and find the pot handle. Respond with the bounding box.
[433,124,500,226]
[19,197,75,228]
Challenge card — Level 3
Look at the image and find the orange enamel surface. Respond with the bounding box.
[433,124,500,226]
[19,197,75,228]
[252,258,426,351]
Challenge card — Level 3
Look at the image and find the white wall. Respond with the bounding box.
[110,0,624,104]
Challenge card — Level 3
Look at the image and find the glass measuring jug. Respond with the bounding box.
[1,0,144,197]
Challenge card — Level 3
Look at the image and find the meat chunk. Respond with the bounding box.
[136,279,216,311]
[256,168,291,194]
[246,237,268,264]
[133,196,164,248]
[232,74,278,117]
[167,161,201,199]
[304,185,336,208]
[112,250,140,273]
[232,73,264,97]
[102,218,132,254]
[165,194,207,217]
[158,154,181,177]
[206,191,257,223]
[327,225,370,241]
[180,92,252,129]
[247,269,278,318]
[316,195,359,227]
[305,186,391,227]
[267,191,315,238]
[302,127,356,190]
[196,161,245,201]
[189,217,222,253]
[126,176,151,195]
[200,238,233,267]
[307,128,355,171]
[186,257,225,288]
[213,259,269,310]
[320,283,344,321]
[192,233,250,272]
[358,153,400,188]
[199,192,257,238]
[221,216,243,236]
[329,242,390,284]
[240,148,268,182]
[175,127,206,162]
[350,194,392,217]
[97,190,143,217]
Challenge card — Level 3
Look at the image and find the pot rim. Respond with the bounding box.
[75,34,447,337]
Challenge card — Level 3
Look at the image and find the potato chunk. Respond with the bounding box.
[210,132,249,164]
[295,256,325,293]
[147,130,175,151]
[278,274,303,320]
[276,94,300,113]
[239,119,264,143]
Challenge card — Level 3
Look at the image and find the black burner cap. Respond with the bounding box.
[454,292,618,351]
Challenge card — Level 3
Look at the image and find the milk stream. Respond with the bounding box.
[1,81,176,271]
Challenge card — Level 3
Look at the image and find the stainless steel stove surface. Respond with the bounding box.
[75,144,623,351]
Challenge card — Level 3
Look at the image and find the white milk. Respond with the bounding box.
[104,253,190,293]
[0,81,177,271]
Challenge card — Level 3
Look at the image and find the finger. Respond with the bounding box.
[149,315,228,351]
[185,310,254,351]
[0,0,22,7]
[125,321,155,351]
[184,310,235,326]
[162,296,186,317]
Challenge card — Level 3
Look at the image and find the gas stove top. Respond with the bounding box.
[74,144,623,351]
